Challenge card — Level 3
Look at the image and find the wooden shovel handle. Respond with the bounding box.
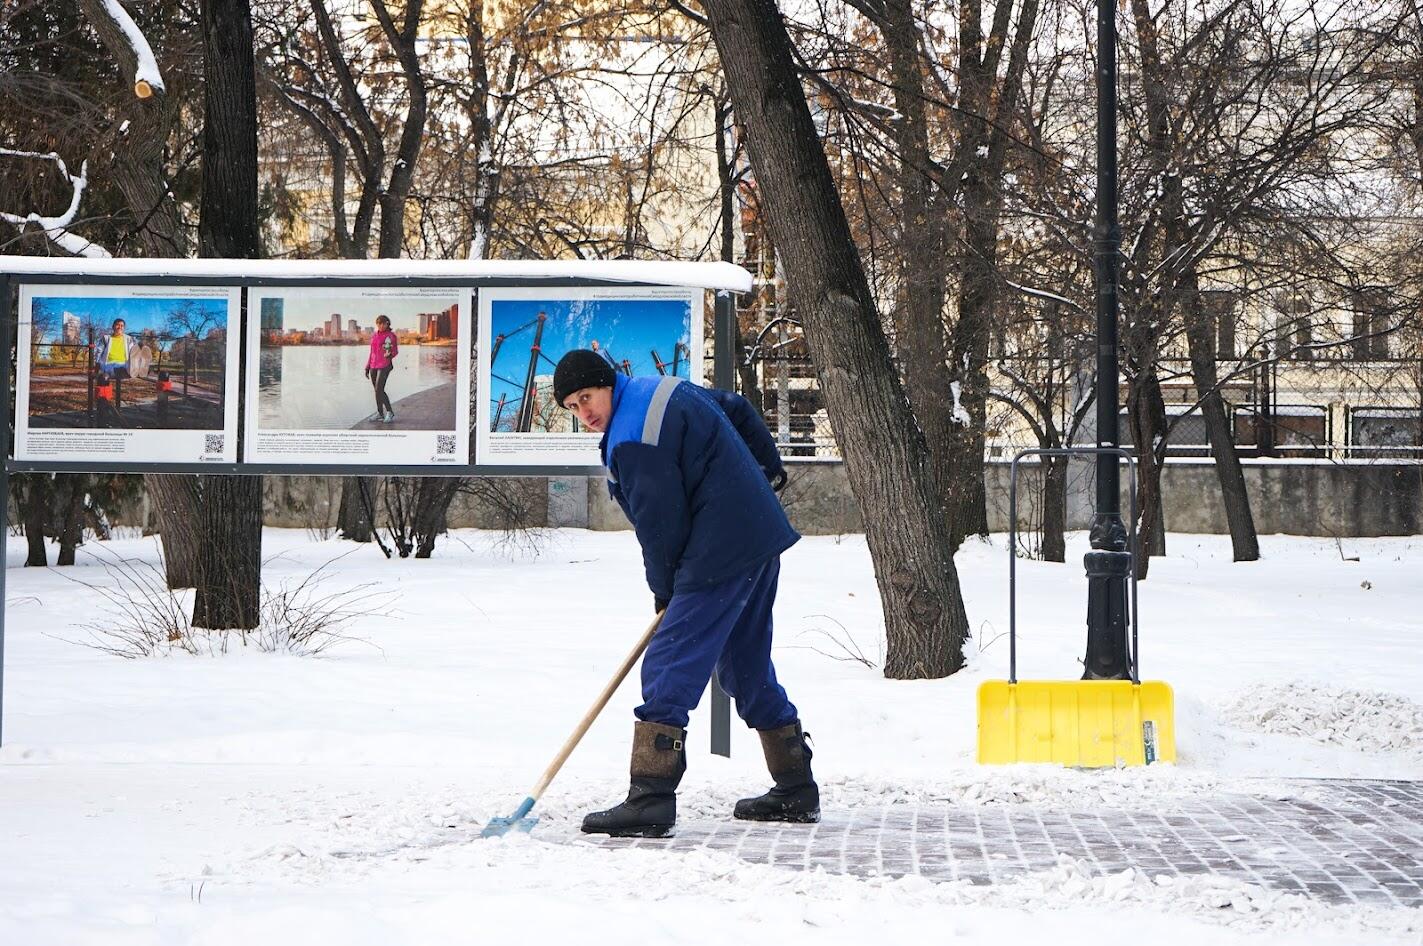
[528,610,665,801]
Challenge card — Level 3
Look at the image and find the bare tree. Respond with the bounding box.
[1009,0,1396,575]
[1113,0,1396,573]
[702,0,970,679]
[763,0,1040,548]
[77,0,188,257]
[255,0,427,259]
[192,0,263,630]
[989,295,1097,562]
[0,2,208,585]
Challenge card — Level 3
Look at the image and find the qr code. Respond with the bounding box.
[204,434,225,454]
[436,434,456,455]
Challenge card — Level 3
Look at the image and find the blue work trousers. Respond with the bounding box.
[635,557,797,731]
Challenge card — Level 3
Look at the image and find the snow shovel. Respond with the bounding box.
[481,610,665,838]
[977,447,1176,767]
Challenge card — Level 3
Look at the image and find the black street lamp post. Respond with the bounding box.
[1083,0,1133,680]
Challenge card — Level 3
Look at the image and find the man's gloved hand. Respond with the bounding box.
[654,596,669,614]
[769,469,788,493]
[364,367,371,379]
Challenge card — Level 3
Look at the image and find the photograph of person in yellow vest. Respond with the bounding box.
[25,293,229,431]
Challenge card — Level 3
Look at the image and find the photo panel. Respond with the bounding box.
[243,286,472,465]
[476,286,704,466]
[14,283,241,462]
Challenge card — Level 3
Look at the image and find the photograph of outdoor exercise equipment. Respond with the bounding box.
[23,292,230,431]
[485,294,696,434]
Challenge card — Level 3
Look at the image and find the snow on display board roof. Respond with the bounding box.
[0,256,754,292]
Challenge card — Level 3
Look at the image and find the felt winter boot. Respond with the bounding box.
[734,720,820,823]
[581,721,686,838]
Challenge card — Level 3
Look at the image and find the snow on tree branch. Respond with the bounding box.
[0,149,112,258]
[1004,280,1085,312]
[83,0,166,99]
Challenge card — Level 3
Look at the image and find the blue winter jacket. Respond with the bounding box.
[601,373,799,600]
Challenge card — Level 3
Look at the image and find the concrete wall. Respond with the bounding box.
[1142,461,1422,536]
[575,458,1422,537]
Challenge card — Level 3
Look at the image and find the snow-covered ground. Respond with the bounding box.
[2,528,1421,944]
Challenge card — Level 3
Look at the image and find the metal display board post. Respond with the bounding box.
[708,290,735,758]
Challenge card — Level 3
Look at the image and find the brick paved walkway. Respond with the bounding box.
[578,779,1423,908]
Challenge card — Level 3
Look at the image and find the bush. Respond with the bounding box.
[58,546,392,658]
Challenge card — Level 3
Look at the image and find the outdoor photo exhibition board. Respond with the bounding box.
[14,283,241,463]
[243,286,473,465]
[476,286,704,466]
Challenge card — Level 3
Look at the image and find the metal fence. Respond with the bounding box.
[741,334,1422,461]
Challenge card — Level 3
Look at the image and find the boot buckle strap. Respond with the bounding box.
[654,733,684,752]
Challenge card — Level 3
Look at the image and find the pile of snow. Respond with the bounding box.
[1223,683,1423,759]
[984,855,1422,938]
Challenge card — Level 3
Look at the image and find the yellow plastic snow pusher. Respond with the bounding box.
[977,447,1175,767]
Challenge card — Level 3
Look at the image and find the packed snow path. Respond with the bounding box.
[578,779,1423,908]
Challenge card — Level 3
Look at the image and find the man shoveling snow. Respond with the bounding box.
[554,348,820,838]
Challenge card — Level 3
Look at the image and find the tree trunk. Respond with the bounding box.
[199,0,260,260]
[1126,369,1168,578]
[337,476,375,542]
[465,0,497,259]
[308,0,382,256]
[1121,0,1180,580]
[717,95,768,411]
[947,212,996,545]
[702,0,970,679]
[144,474,201,587]
[192,476,263,629]
[194,0,262,629]
[1041,454,1069,563]
[372,0,428,259]
[1183,289,1260,562]
[736,324,767,412]
[882,0,957,539]
[941,0,1040,548]
[413,478,460,558]
[55,475,86,566]
[715,93,737,265]
[18,475,49,567]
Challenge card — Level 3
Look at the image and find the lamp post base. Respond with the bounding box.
[1083,547,1132,680]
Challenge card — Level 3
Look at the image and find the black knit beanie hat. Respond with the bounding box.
[553,348,617,406]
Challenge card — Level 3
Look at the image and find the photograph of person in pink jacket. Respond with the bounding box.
[253,290,461,437]
[364,314,399,423]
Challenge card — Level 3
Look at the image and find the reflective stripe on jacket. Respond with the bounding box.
[600,373,797,599]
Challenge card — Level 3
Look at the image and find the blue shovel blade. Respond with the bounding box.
[481,796,538,838]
